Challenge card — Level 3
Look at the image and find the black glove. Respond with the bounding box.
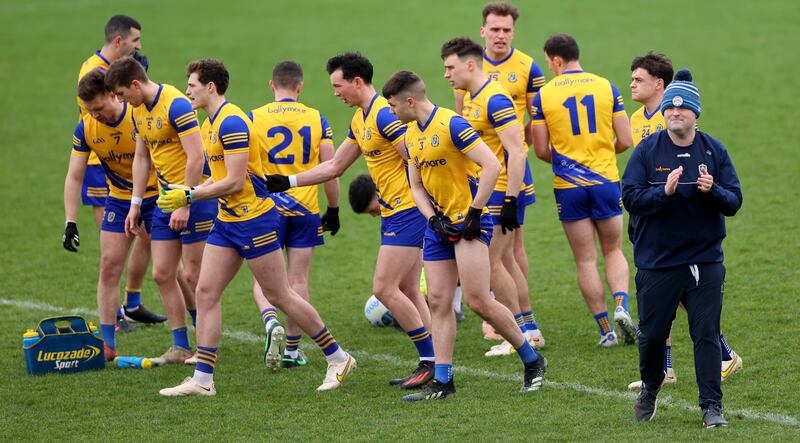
[499,196,520,234]
[462,207,483,240]
[429,216,462,243]
[321,206,340,236]
[265,174,291,193]
[63,221,80,252]
[131,52,149,72]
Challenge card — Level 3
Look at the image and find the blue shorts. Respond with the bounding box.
[554,182,623,222]
[521,160,537,206]
[380,207,426,248]
[278,214,324,248]
[102,196,156,234]
[487,190,528,226]
[151,199,218,244]
[423,213,493,261]
[207,208,282,260]
[81,165,108,206]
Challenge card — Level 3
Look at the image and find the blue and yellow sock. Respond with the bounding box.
[514,313,527,334]
[312,327,346,363]
[172,327,190,352]
[116,307,124,320]
[261,308,278,329]
[515,340,539,364]
[594,312,613,335]
[188,309,197,327]
[193,346,217,385]
[521,310,539,331]
[407,326,435,361]
[285,335,301,358]
[719,333,733,360]
[434,363,452,384]
[125,287,142,309]
[664,345,673,371]
[613,292,629,311]
[100,324,116,349]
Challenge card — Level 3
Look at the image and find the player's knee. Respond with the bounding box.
[194,285,220,311]
[151,265,177,287]
[98,254,125,283]
[427,293,451,314]
[464,293,490,316]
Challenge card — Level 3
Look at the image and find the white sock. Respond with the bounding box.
[192,369,213,386]
[452,286,463,312]
[285,349,299,359]
[265,319,279,334]
[326,348,348,364]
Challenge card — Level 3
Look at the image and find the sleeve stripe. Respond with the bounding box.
[458,127,475,139]
[72,135,81,145]
[491,109,516,121]
[174,113,196,125]
[222,137,249,144]
[221,132,248,138]
[221,135,249,142]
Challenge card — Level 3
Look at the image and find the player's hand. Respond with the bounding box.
[499,196,519,234]
[131,52,149,72]
[429,216,462,243]
[157,188,192,213]
[62,221,80,252]
[265,174,291,193]
[321,206,340,236]
[169,206,190,231]
[697,169,713,193]
[462,207,483,240]
[664,166,683,196]
[125,204,142,237]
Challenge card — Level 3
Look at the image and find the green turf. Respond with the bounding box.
[1,0,799,440]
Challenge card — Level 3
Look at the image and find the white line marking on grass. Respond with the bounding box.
[3,297,797,427]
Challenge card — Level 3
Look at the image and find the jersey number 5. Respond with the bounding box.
[563,95,597,135]
[267,125,312,165]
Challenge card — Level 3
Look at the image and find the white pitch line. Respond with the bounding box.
[3,296,797,427]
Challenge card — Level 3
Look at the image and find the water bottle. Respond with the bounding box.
[23,329,40,348]
[88,322,100,337]
[113,356,153,369]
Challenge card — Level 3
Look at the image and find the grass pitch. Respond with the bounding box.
[0,0,798,440]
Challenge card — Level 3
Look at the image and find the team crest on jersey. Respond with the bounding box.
[656,124,664,131]
[508,72,518,83]
[473,108,481,119]
[431,135,440,147]
[211,132,218,143]
[365,128,372,140]
[156,118,163,129]
[394,198,401,205]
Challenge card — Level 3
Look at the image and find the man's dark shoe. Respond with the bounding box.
[634,382,661,421]
[702,405,728,428]
[124,304,168,324]
[520,355,547,392]
[402,379,455,401]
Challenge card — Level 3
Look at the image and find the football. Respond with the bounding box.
[364,295,395,327]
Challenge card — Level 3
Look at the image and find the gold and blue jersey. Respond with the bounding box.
[132,84,200,190]
[405,106,484,223]
[462,79,521,192]
[201,101,273,223]
[531,70,626,189]
[630,105,665,147]
[77,51,111,166]
[456,48,546,123]
[249,99,333,216]
[345,94,414,217]
[72,102,158,200]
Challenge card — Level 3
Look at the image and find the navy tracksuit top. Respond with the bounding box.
[621,130,743,270]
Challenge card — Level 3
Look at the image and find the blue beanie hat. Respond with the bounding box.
[661,69,701,118]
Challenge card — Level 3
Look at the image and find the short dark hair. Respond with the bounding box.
[272,60,303,89]
[104,15,141,43]
[326,52,373,84]
[440,37,484,62]
[77,68,110,101]
[187,59,230,94]
[382,71,425,99]
[482,2,519,23]
[349,174,376,214]
[543,33,580,62]
[631,52,674,88]
[105,55,148,89]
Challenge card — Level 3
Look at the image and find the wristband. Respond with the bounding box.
[288,175,298,188]
[131,196,143,206]
[186,190,193,205]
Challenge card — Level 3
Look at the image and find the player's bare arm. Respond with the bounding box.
[613,113,633,153]
[465,142,501,209]
[496,123,525,197]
